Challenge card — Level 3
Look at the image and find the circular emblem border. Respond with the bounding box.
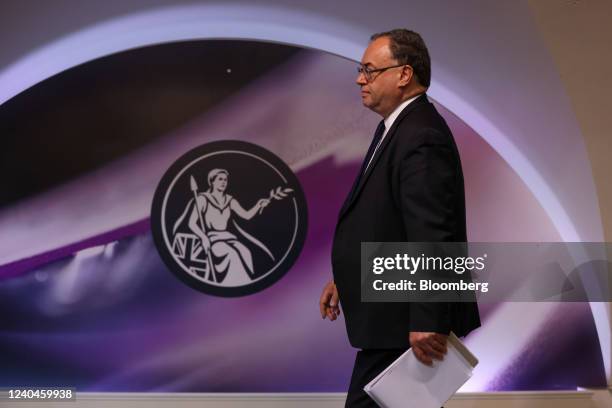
[151,140,308,297]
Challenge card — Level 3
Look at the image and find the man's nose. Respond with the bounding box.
[356,72,367,86]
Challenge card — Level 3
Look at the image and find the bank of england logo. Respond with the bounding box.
[151,140,308,296]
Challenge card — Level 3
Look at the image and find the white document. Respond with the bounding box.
[364,332,478,408]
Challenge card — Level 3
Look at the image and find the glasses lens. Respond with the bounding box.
[358,66,371,81]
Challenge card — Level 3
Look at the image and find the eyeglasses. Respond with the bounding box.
[357,63,406,82]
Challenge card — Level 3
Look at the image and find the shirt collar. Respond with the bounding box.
[383,93,423,135]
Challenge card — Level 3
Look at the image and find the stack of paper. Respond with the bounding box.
[364,332,478,408]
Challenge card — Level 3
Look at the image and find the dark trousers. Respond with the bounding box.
[345,349,406,407]
[345,349,445,408]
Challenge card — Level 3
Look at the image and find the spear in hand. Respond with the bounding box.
[190,175,217,283]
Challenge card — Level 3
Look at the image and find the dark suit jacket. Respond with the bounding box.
[332,94,481,349]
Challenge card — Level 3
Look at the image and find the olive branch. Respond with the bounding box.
[258,186,294,214]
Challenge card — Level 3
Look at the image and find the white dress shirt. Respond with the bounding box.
[365,93,422,171]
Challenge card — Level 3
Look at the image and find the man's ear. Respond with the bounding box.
[398,65,414,87]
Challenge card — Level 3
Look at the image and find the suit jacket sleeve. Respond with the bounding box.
[398,127,458,334]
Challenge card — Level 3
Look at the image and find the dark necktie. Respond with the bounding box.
[347,120,386,203]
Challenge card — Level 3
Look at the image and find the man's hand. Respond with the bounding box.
[409,332,448,366]
[319,280,341,321]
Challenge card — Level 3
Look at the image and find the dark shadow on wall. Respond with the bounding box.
[0,40,300,208]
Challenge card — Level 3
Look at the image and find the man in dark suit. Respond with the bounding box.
[319,29,481,407]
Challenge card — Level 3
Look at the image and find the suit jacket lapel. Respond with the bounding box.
[338,94,428,220]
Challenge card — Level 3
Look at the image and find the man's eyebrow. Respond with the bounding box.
[360,62,375,68]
